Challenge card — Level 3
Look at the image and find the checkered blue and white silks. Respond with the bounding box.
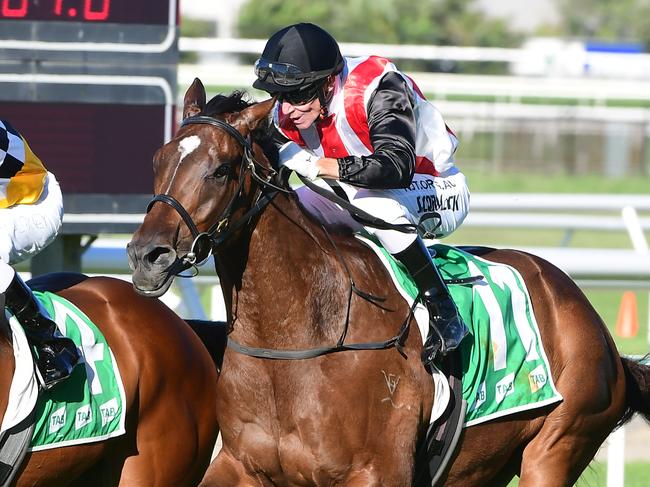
[0,119,26,180]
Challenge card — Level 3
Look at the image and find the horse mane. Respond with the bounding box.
[201,91,280,168]
[203,91,251,116]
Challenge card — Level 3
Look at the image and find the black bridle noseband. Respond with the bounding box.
[146,115,288,275]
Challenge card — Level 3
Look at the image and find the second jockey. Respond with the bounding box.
[0,118,80,389]
[253,23,471,364]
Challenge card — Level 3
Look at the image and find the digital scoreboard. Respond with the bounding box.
[1,0,179,272]
[0,0,178,199]
[1,0,168,24]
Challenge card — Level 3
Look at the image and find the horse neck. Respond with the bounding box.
[217,193,351,346]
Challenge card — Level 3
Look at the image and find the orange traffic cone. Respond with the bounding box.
[615,291,639,338]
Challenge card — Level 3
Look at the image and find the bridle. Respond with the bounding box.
[146,115,289,276]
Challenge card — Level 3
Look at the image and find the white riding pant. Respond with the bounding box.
[0,172,63,268]
[296,169,470,254]
[0,261,13,294]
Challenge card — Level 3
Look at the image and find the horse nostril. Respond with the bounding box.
[145,246,173,267]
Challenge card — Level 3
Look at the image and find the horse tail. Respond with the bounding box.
[619,354,650,426]
[185,319,228,372]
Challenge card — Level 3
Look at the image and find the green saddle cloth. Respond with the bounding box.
[357,237,563,426]
[28,291,127,451]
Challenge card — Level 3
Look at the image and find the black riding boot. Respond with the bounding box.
[4,273,80,389]
[393,237,468,366]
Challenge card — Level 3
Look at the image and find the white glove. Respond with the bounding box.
[278,142,320,181]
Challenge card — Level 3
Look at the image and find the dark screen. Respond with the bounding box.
[2,102,167,194]
[0,0,170,25]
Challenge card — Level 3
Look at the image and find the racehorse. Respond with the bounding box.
[127,78,650,486]
[1,274,219,485]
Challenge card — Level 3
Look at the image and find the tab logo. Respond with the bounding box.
[470,382,487,412]
[75,405,92,430]
[528,364,548,393]
[100,398,119,426]
[49,406,66,434]
[495,373,515,404]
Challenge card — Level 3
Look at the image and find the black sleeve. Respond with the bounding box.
[337,72,416,189]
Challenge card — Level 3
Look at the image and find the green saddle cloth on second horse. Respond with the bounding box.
[29,291,127,451]
[357,237,563,427]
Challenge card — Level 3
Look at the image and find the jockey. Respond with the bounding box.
[0,119,80,389]
[253,23,470,364]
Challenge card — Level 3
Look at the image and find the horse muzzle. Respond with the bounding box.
[127,240,178,297]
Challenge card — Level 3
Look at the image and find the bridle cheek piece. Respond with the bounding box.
[146,115,287,276]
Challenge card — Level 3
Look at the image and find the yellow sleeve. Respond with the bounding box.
[0,137,47,208]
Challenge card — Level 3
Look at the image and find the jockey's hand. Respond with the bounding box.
[278,142,320,181]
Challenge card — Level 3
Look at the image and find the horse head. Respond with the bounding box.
[128,79,278,297]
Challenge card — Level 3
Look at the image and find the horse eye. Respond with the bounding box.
[212,164,231,178]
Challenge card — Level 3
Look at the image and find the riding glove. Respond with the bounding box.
[278,142,320,181]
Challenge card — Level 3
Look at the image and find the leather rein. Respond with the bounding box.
[146,114,413,360]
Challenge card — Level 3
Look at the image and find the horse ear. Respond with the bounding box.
[235,97,277,134]
[183,78,206,119]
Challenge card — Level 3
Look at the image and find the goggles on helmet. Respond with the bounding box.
[254,58,332,87]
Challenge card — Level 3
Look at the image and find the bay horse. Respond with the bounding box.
[1,274,219,485]
[127,78,650,486]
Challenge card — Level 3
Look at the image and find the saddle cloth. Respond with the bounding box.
[357,236,563,427]
[3,292,127,451]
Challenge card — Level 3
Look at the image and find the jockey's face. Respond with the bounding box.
[279,76,335,130]
[280,96,321,130]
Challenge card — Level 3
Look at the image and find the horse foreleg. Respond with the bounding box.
[201,450,261,487]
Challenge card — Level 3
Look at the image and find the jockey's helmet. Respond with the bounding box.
[253,23,344,98]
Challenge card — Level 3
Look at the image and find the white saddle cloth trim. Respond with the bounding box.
[355,235,450,424]
[1,312,39,435]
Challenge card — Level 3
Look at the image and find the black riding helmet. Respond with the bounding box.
[253,23,344,97]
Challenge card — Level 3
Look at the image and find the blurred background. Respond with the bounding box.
[182,0,650,186]
[1,1,649,484]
